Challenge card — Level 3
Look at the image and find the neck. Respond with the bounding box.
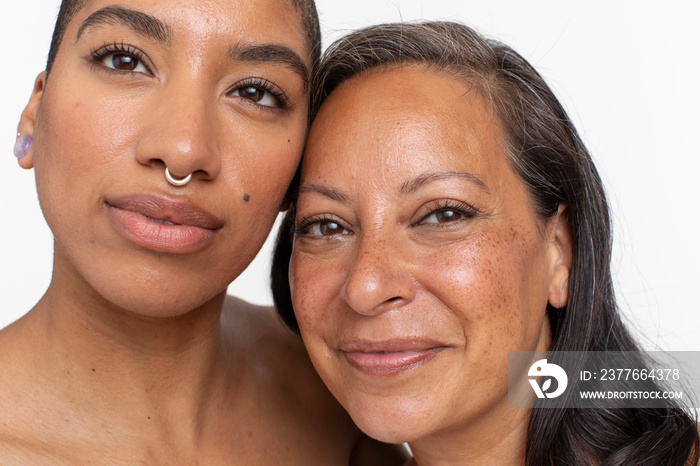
[408,404,530,466]
[23,253,237,443]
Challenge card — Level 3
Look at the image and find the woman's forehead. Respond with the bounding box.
[67,0,308,56]
[303,66,512,190]
[310,67,505,155]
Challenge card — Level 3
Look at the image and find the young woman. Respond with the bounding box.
[272,21,700,465]
[2,0,406,463]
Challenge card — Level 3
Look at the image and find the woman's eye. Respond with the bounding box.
[420,209,464,225]
[100,53,149,74]
[302,221,349,237]
[232,86,279,107]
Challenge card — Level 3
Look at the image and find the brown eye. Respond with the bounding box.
[319,221,344,236]
[99,52,149,74]
[299,220,350,238]
[231,85,280,108]
[422,209,463,224]
[238,87,266,102]
[111,53,137,70]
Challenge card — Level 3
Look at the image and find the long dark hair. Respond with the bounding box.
[271,21,699,465]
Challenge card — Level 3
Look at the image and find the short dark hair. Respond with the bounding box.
[271,21,700,465]
[45,0,321,76]
[46,0,87,75]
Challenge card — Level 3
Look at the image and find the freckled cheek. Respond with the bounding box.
[290,252,345,337]
[424,239,528,336]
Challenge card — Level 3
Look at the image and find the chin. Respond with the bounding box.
[344,399,433,445]
[355,422,411,445]
[91,277,225,320]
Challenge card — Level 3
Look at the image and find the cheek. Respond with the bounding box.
[36,85,139,175]
[426,228,548,345]
[227,120,305,207]
[290,250,344,337]
[33,91,139,229]
[290,252,322,333]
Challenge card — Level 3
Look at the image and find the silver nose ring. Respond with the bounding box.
[165,167,192,187]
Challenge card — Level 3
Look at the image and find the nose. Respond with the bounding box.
[135,78,221,182]
[340,229,416,316]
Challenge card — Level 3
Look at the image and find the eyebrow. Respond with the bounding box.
[76,5,170,43]
[230,44,310,88]
[297,184,351,203]
[76,7,309,87]
[297,170,488,204]
[400,170,488,195]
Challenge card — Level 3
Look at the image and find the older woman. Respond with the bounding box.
[1,0,408,463]
[272,21,699,465]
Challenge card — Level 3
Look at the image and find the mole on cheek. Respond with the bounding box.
[243,194,250,202]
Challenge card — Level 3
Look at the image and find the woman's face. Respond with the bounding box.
[290,67,571,447]
[23,0,310,315]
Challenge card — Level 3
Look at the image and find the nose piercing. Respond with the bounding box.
[165,167,193,187]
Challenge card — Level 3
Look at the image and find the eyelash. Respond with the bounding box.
[295,215,350,238]
[88,45,290,110]
[90,41,150,74]
[229,77,291,109]
[294,199,479,238]
[415,200,480,227]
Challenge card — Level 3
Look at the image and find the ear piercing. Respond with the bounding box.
[13,134,33,159]
[165,167,193,187]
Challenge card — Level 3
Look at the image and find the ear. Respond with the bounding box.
[547,203,573,309]
[16,72,46,170]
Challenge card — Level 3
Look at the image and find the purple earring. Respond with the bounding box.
[14,134,33,159]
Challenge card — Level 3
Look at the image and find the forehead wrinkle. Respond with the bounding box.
[297,184,351,203]
[76,5,171,43]
[229,43,309,89]
[399,170,489,195]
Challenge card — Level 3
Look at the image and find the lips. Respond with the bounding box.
[337,339,447,376]
[104,194,223,254]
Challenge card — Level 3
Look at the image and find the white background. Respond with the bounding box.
[1,1,698,350]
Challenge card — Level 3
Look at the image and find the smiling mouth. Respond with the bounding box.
[340,346,446,376]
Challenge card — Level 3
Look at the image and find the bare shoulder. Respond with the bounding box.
[0,315,54,457]
[221,295,358,454]
[0,315,39,407]
[221,294,336,400]
[220,295,409,465]
[220,294,310,363]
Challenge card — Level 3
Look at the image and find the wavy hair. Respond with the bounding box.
[271,21,699,464]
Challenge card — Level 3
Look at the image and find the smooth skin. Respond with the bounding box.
[0,0,405,463]
[290,66,573,466]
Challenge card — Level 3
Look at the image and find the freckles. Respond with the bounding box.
[461,232,522,327]
[291,260,324,319]
[487,226,543,336]
[294,281,326,332]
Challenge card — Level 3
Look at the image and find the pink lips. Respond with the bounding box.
[105,194,223,254]
[338,339,446,376]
